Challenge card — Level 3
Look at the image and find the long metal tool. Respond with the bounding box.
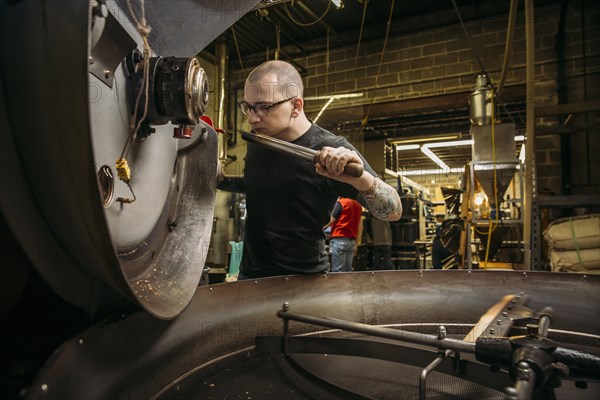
[241,131,364,177]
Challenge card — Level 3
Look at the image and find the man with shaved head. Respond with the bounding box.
[218,60,401,279]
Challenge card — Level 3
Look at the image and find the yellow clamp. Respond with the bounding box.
[116,158,131,182]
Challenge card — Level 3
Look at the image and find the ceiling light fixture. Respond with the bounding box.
[395,135,522,150]
[330,0,344,9]
[396,144,420,151]
[423,139,474,149]
[390,134,460,145]
[309,93,363,123]
[397,167,465,176]
[421,146,449,170]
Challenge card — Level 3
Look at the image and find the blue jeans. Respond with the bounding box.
[329,237,356,272]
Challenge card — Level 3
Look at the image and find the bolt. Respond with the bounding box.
[437,325,447,339]
[497,319,502,325]
[78,339,84,346]
[502,311,508,317]
[89,56,94,65]
[490,328,495,334]
[41,384,48,392]
[282,302,290,312]
[104,70,111,79]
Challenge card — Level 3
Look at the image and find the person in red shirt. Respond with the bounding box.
[324,197,363,272]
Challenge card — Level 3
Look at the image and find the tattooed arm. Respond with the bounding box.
[315,146,402,221]
[357,176,402,221]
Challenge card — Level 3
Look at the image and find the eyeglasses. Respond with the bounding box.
[238,97,296,116]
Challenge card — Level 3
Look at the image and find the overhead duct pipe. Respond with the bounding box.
[497,0,520,98]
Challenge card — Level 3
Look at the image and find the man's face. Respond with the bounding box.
[243,73,299,137]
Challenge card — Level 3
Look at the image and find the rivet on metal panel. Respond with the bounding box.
[254,280,258,284]
[78,339,84,346]
[41,384,48,392]
[209,287,213,292]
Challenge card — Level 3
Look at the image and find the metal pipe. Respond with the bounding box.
[556,0,572,201]
[277,309,477,353]
[295,0,336,33]
[216,37,228,161]
[523,0,535,270]
[497,0,519,97]
[419,352,449,400]
[513,361,537,400]
[241,131,364,177]
[537,307,553,337]
[242,131,315,159]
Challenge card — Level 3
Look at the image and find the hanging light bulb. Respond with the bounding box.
[474,193,486,206]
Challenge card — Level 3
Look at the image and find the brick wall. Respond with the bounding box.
[228,1,599,195]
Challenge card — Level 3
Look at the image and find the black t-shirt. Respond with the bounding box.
[218,123,377,278]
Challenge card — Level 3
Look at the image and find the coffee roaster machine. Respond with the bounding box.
[1,1,599,399]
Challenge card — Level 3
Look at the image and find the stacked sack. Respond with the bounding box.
[543,214,600,274]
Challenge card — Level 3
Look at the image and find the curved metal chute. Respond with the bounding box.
[0,0,257,319]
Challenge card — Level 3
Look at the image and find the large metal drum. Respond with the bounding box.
[24,271,600,399]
